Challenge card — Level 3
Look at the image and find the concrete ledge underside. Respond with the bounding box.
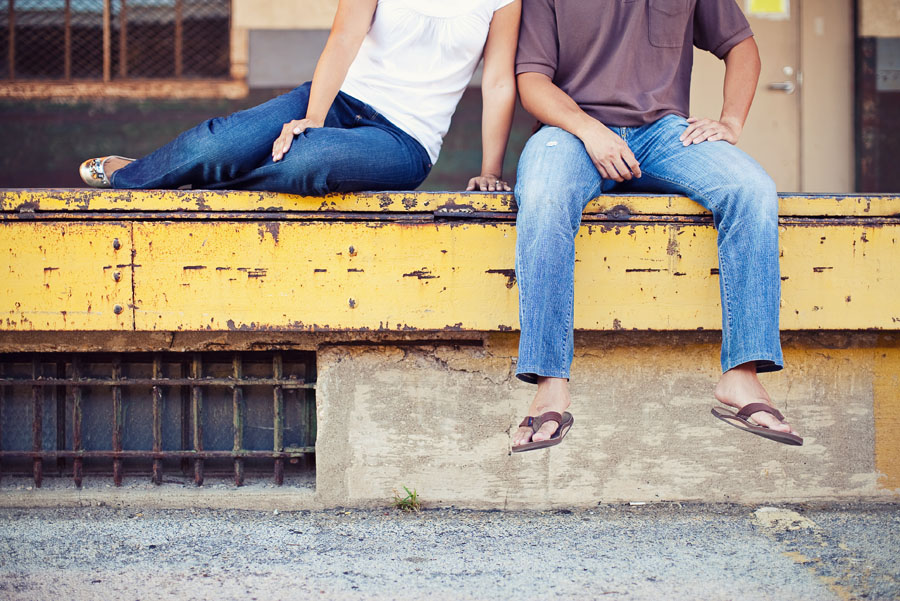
[1,332,897,508]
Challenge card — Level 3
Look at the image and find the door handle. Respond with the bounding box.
[767,81,795,94]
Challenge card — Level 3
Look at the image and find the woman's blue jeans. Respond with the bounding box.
[514,115,783,383]
[111,82,432,195]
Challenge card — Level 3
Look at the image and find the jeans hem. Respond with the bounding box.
[515,368,571,385]
[721,354,783,374]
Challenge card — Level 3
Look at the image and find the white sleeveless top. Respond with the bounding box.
[341,0,515,164]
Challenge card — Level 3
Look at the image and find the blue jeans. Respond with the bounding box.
[514,115,783,383]
[111,82,431,194]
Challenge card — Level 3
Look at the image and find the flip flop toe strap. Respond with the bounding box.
[532,411,563,434]
[519,411,563,434]
[736,402,786,424]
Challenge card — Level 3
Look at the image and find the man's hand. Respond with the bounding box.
[679,116,742,146]
[272,118,324,162]
[580,121,641,182]
[466,173,511,192]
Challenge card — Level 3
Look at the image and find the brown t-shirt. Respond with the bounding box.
[515,0,753,127]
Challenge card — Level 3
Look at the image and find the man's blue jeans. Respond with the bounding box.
[111,82,432,195]
[514,115,783,383]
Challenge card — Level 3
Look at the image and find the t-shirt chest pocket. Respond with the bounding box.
[648,0,691,48]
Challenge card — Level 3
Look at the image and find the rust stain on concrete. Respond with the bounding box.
[874,341,900,491]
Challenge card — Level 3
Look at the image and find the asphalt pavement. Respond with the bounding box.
[1,502,897,600]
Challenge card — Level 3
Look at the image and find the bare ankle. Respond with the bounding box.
[715,362,771,407]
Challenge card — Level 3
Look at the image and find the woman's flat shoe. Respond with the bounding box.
[79,155,134,188]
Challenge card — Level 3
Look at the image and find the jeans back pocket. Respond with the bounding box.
[648,0,691,48]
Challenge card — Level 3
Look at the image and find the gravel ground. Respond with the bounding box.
[1,502,898,601]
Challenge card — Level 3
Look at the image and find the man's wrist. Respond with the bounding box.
[719,115,744,136]
[570,112,605,140]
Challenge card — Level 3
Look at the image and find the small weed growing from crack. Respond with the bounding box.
[392,486,421,512]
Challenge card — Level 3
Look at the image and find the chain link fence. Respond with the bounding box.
[0,0,230,81]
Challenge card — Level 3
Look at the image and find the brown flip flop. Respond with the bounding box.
[511,411,574,453]
[711,402,803,446]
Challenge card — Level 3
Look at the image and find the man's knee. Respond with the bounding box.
[732,167,778,221]
[515,129,595,229]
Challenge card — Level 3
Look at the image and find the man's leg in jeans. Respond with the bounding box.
[513,126,610,445]
[627,114,799,436]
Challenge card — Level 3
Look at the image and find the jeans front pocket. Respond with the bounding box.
[648,0,691,48]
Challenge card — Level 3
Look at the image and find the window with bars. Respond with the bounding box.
[0,351,316,487]
[0,0,231,82]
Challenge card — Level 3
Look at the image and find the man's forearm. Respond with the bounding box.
[720,36,761,135]
[517,72,601,139]
[517,71,642,182]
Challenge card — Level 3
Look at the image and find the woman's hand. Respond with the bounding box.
[466,173,511,192]
[272,118,324,162]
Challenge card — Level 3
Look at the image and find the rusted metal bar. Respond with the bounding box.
[151,354,163,485]
[0,377,314,389]
[31,357,42,488]
[174,0,183,78]
[71,356,83,487]
[112,357,123,486]
[304,355,317,471]
[180,361,190,475]
[232,353,244,486]
[273,353,284,485]
[64,0,71,81]
[118,0,127,78]
[192,353,203,486]
[0,449,314,460]
[55,361,66,475]
[291,386,306,471]
[8,0,15,82]
[102,0,111,82]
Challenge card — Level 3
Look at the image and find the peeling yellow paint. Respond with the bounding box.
[1,222,133,330]
[874,341,900,490]
[2,189,898,217]
[2,218,898,332]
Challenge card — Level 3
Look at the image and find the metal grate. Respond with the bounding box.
[0,351,316,487]
[1,0,231,82]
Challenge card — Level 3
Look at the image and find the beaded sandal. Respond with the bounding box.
[78,155,134,188]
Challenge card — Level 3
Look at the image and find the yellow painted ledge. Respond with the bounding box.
[2,219,898,332]
[2,189,899,217]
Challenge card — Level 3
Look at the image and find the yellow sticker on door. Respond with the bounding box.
[746,0,789,19]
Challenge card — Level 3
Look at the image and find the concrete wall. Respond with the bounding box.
[859,0,900,37]
[230,0,336,80]
[316,332,900,508]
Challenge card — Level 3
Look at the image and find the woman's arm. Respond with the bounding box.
[273,0,377,162]
[466,0,521,192]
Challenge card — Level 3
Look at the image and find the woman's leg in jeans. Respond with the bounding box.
[513,126,608,445]
[111,83,318,189]
[206,121,430,195]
